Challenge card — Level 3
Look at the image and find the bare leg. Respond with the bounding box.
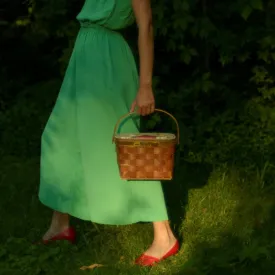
[42,211,70,241]
[143,220,177,258]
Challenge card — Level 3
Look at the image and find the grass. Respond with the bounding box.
[1,156,275,275]
[0,81,275,274]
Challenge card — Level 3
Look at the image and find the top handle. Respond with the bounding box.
[112,109,180,144]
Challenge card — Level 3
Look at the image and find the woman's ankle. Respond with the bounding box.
[49,212,70,232]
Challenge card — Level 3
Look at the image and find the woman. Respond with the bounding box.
[38,0,179,266]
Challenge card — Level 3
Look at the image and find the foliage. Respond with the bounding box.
[0,80,60,157]
[1,0,275,173]
[147,0,275,169]
[1,1,275,274]
[0,155,275,275]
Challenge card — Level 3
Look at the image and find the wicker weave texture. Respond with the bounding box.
[116,144,175,180]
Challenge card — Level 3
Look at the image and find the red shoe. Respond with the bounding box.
[41,227,76,244]
[135,240,180,267]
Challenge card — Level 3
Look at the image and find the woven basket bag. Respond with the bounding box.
[112,109,180,180]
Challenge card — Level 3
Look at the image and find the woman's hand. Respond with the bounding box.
[130,85,155,116]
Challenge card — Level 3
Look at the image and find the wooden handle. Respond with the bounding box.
[112,109,180,144]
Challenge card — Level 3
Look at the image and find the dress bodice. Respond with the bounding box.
[76,0,135,30]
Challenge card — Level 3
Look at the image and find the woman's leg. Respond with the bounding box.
[144,220,177,258]
[42,211,70,240]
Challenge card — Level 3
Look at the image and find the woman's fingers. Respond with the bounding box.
[130,100,137,112]
[146,104,154,115]
[138,101,155,116]
[139,105,149,116]
[142,106,147,116]
[139,106,145,116]
[146,101,155,115]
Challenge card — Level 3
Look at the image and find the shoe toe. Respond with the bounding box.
[135,254,160,266]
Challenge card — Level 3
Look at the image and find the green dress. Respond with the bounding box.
[38,0,168,225]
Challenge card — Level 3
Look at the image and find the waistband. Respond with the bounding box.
[79,20,112,31]
[79,20,125,35]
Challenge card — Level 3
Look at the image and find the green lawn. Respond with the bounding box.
[0,81,275,274]
[0,155,274,275]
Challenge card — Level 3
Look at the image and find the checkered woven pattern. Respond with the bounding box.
[116,144,176,180]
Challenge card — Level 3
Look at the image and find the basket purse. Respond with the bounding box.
[112,109,179,180]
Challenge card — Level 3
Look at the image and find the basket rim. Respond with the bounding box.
[114,132,176,140]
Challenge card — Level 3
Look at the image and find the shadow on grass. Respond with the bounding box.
[140,112,212,242]
[162,159,212,242]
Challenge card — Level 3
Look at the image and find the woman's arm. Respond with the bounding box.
[131,0,155,116]
[132,0,154,88]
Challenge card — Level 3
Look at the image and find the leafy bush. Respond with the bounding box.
[1,0,275,173]
[0,80,60,157]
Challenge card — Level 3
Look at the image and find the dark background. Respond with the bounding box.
[0,1,275,275]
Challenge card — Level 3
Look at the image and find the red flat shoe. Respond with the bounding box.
[135,240,180,267]
[41,227,76,244]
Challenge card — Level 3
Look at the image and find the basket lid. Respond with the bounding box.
[114,133,176,141]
